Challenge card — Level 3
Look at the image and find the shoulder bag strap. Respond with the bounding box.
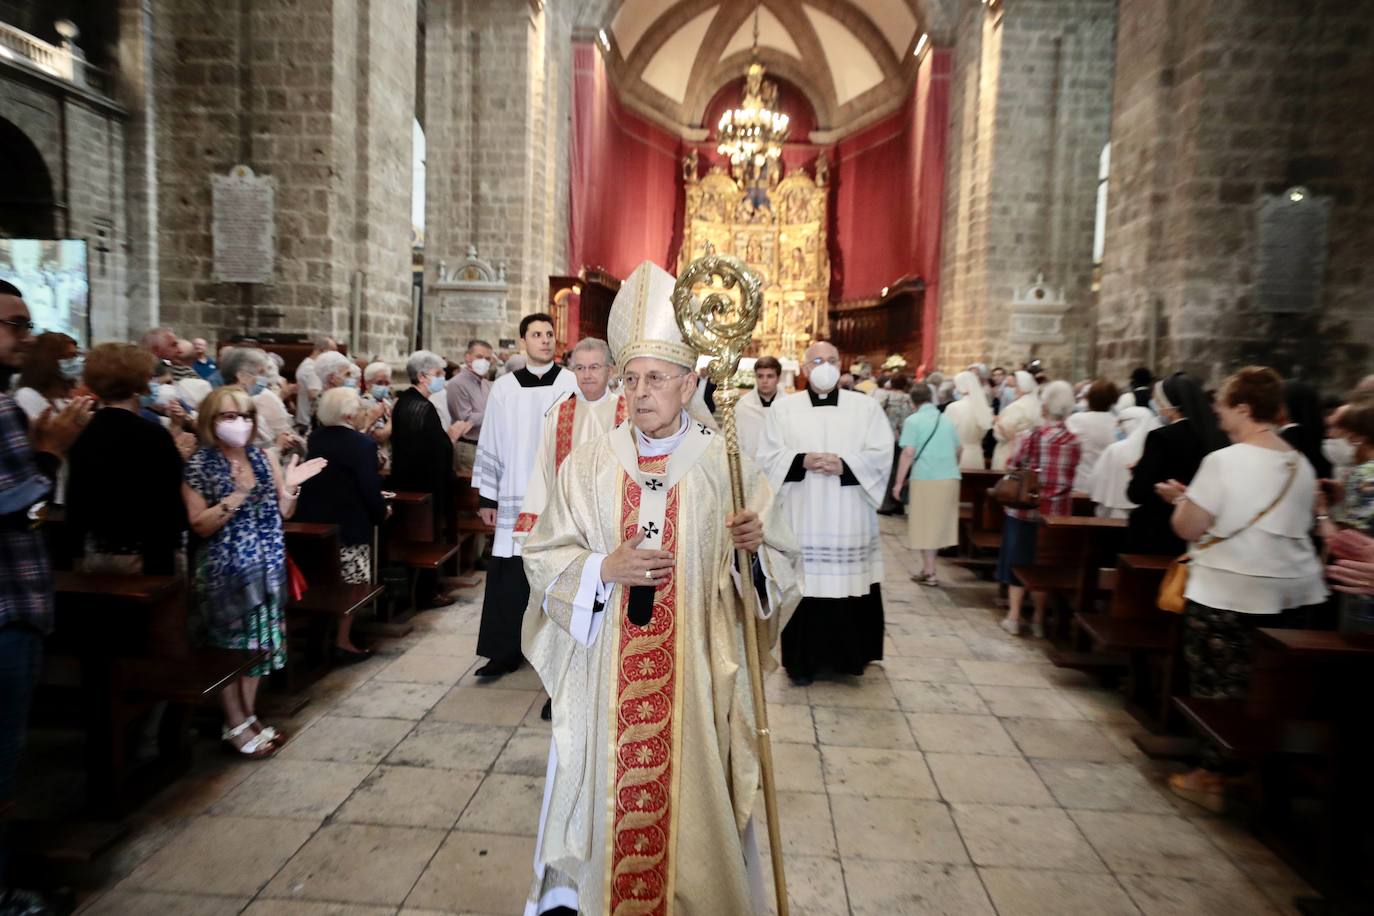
[913,413,941,465]
[1194,455,1299,553]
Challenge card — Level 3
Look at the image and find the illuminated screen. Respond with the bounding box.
[0,239,90,348]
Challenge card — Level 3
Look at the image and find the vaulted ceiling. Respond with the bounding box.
[597,0,948,140]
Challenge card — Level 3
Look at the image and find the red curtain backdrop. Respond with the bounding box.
[832,49,950,364]
[569,42,680,280]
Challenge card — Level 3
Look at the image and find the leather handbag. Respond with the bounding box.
[1157,457,1298,613]
[992,467,1041,510]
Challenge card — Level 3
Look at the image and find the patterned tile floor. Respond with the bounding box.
[72,517,1316,914]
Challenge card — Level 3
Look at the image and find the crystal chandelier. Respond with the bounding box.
[715,7,789,193]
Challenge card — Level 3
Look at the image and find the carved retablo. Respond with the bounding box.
[678,166,830,362]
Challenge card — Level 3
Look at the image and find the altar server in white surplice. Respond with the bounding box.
[519,260,801,916]
[735,354,783,459]
[758,340,893,684]
[473,312,578,678]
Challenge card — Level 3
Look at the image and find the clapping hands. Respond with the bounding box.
[284,453,328,489]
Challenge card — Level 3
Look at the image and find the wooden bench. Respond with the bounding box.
[381,490,468,618]
[47,572,265,814]
[953,469,1004,571]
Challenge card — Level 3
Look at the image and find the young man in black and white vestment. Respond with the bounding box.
[473,312,578,677]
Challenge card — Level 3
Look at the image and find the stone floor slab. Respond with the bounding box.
[974,685,1085,720]
[262,822,445,906]
[820,745,938,799]
[957,660,1057,687]
[332,681,450,720]
[457,774,543,836]
[925,753,1054,806]
[951,804,1105,872]
[122,815,315,897]
[457,663,544,690]
[210,760,373,821]
[778,854,848,916]
[978,868,1139,915]
[772,740,826,793]
[1002,717,1124,762]
[843,860,994,915]
[831,795,968,864]
[428,686,541,726]
[777,791,837,857]
[891,681,990,714]
[887,634,976,659]
[334,765,483,829]
[767,702,816,744]
[805,675,899,709]
[1071,810,1249,882]
[385,721,513,772]
[278,715,414,765]
[907,713,1019,756]
[492,727,553,777]
[81,889,250,915]
[1031,759,1175,813]
[243,901,396,915]
[813,706,915,749]
[1119,874,1279,915]
[401,633,478,657]
[374,652,469,685]
[404,831,536,914]
[877,657,969,683]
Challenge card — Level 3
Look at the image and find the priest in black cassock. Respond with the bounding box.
[757,340,893,684]
[473,313,578,677]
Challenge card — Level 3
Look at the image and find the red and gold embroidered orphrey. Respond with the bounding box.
[607,454,681,916]
[553,396,579,470]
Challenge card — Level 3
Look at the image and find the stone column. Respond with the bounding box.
[937,0,1117,378]
[1096,0,1374,390]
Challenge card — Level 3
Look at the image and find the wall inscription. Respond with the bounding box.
[1256,192,1329,314]
[212,165,275,284]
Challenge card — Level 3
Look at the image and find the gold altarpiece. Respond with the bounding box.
[678,168,830,361]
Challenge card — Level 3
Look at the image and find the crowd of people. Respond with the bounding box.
[3,266,1374,907]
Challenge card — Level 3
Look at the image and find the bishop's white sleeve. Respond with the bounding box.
[553,551,611,647]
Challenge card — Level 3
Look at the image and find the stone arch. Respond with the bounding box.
[0,117,58,238]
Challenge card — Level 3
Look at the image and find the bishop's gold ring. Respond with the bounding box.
[644,569,652,580]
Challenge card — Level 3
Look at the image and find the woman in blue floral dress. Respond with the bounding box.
[182,386,327,758]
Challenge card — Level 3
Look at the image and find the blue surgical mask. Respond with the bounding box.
[58,355,84,381]
[427,374,446,394]
[249,375,268,396]
[370,384,390,401]
[343,378,359,389]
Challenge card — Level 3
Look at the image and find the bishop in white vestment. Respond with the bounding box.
[757,340,893,683]
[521,261,802,916]
[474,313,578,677]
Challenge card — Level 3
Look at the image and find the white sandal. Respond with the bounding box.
[222,719,277,759]
[243,715,284,744]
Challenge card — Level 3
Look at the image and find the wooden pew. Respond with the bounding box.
[1173,628,1374,903]
[47,572,266,814]
[1012,517,1125,640]
[382,491,461,618]
[281,521,384,689]
[452,470,494,575]
[954,469,1004,571]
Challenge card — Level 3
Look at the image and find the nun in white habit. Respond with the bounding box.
[991,370,1043,470]
[944,370,993,470]
[1089,406,1159,518]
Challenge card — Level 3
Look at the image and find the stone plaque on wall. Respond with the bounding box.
[1008,273,1070,344]
[1256,191,1329,314]
[212,165,275,284]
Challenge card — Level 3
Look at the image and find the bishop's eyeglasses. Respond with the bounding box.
[620,370,690,391]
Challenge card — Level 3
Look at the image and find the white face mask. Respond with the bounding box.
[809,362,840,393]
[215,416,254,448]
[470,358,491,376]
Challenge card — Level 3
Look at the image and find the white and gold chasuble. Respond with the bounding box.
[521,418,801,916]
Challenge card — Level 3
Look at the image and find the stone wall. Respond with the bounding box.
[152,0,416,356]
[0,70,131,341]
[423,0,574,357]
[1097,0,1374,392]
[936,0,1116,379]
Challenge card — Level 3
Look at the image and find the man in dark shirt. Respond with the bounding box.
[0,280,90,911]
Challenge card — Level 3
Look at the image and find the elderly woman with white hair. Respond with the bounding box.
[294,387,388,661]
[220,346,296,452]
[991,369,1043,470]
[996,380,1082,638]
[360,360,395,471]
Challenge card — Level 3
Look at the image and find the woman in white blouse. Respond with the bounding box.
[1156,366,1326,812]
[991,370,1042,470]
[944,370,992,470]
[1065,379,1120,492]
